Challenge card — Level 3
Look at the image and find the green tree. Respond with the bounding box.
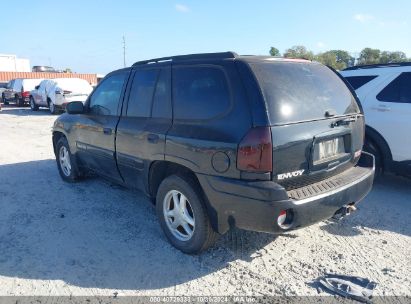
[283,45,314,60]
[379,51,407,63]
[315,50,355,70]
[269,47,281,56]
[357,48,381,65]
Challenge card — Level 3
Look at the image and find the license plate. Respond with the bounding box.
[314,137,345,162]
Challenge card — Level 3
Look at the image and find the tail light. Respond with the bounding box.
[237,127,272,172]
[21,91,30,98]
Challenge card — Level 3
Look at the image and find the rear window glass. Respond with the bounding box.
[249,62,360,124]
[344,75,377,90]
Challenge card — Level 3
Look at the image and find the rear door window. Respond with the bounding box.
[173,66,231,120]
[377,72,411,103]
[249,61,360,124]
[344,75,377,90]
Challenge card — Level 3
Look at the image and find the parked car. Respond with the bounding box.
[30,78,93,114]
[340,62,411,176]
[32,66,56,73]
[1,78,43,106]
[52,52,375,253]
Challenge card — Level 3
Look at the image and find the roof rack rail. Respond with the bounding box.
[343,62,411,71]
[132,51,238,66]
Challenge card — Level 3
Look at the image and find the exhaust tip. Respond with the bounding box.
[277,209,294,229]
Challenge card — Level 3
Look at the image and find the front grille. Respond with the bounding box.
[287,166,370,200]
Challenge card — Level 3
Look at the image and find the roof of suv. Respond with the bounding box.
[132,51,313,66]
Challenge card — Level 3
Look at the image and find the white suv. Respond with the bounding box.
[340,63,411,176]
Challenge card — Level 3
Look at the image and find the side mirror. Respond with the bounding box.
[35,85,40,90]
[66,101,84,114]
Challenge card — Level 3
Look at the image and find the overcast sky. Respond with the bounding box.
[1,0,410,74]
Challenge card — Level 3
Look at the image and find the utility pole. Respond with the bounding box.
[122,35,126,67]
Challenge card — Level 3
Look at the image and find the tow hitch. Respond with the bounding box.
[332,203,357,221]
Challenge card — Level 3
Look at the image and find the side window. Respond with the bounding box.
[7,80,13,89]
[152,68,172,118]
[173,66,231,120]
[126,69,159,117]
[344,76,377,90]
[377,72,411,103]
[89,73,126,115]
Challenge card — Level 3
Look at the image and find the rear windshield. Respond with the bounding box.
[249,61,360,124]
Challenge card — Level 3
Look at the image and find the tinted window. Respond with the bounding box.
[249,62,360,124]
[173,66,231,120]
[89,73,126,115]
[345,75,377,90]
[127,69,159,117]
[152,68,172,118]
[377,72,411,103]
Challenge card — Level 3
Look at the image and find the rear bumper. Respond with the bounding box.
[197,152,375,234]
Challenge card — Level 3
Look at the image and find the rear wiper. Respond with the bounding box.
[331,116,358,128]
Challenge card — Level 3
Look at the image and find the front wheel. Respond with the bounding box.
[30,97,39,111]
[156,175,218,254]
[49,100,57,114]
[56,137,80,182]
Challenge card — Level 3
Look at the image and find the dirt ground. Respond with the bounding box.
[0,105,410,298]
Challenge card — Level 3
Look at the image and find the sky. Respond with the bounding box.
[1,0,410,74]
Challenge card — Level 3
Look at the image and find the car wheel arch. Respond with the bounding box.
[365,125,393,168]
[148,161,219,232]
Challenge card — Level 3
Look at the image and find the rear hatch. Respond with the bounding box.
[248,59,364,191]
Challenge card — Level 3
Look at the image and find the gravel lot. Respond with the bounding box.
[0,105,410,298]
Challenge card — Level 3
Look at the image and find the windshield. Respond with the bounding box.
[249,61,360,124]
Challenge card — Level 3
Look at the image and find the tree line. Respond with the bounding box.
[269,46,409,70]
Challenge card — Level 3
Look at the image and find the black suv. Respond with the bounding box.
[52,52,375,253]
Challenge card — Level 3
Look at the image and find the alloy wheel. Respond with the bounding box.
[163,190,195,241]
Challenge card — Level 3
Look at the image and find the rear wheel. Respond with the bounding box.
[156,175,218,254]
[15,95,23,107]
[30,97,39,111]
[364,137,383,175]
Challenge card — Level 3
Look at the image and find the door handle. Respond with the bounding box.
[103,128,112,135]
[147,133,159,143]
[374,104,391,112]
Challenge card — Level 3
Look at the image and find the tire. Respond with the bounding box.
[48,99,57,114]
[56,137,80,182]
[17,95,24,107]
[364,137,383,175]
[156,175,218,254]
[30,97,39,111]
[15,95,21,107]
[2,94,9,105]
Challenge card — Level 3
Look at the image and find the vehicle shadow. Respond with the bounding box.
[0,104,51,116]
[320,174,411,237]
[0,159,276,290]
